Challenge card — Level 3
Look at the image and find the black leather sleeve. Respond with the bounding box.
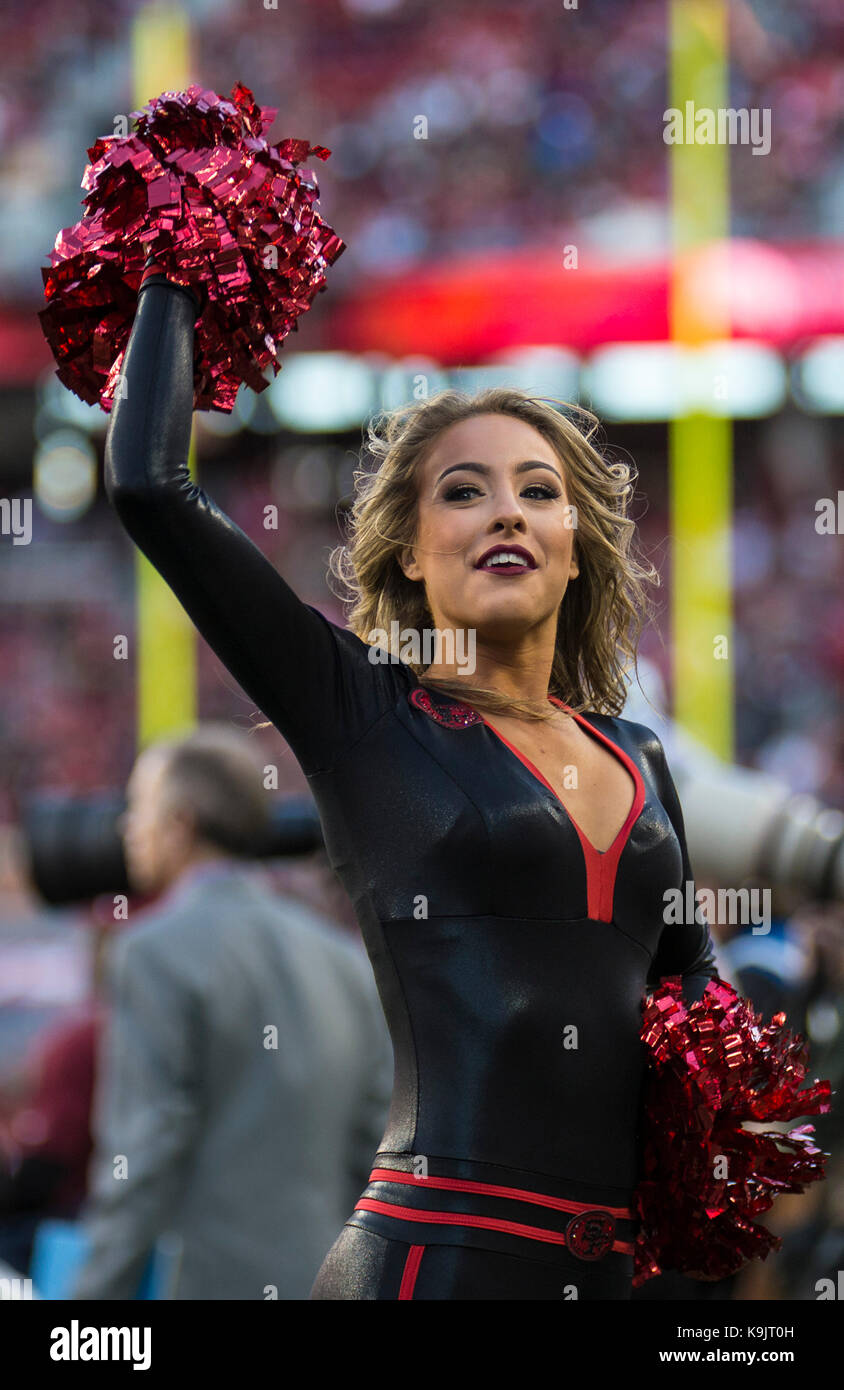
[647,736,720,1002]
[103,276,395,775]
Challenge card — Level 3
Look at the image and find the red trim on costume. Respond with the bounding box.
[398,1244,425,1299]
[369,1167,632,1220]
[355,1198,633,1255]
[478,696,646,923]
[140,262,168,287]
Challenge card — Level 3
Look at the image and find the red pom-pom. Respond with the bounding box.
[38,83,345,413]
[633,976,832,1287]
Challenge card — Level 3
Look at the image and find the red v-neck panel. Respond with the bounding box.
[549,697,647,921]
[477,696,647,924]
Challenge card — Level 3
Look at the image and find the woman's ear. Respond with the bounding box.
[399,545,422,582]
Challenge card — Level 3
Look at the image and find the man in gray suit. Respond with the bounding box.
[72,724,392,1300]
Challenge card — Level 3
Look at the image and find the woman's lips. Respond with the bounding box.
[477,561,533,574]
[475,545,537,572]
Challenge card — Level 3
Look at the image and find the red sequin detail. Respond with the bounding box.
[39,82,344,414]
[408,686,482,728]
[633,975,832,1286]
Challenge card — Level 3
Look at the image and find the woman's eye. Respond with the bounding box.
[522,485,559,499]
[443,484,481,501]
[444,483,560,501]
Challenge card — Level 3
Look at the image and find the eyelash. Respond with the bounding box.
[443,483,560,502]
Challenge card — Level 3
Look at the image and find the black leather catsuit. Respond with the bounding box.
[103,276,720,1300]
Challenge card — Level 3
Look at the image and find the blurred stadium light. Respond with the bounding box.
[586,341,787,421]
[33,432,97,524]
[267,352,378,431]
[792,337,844,415]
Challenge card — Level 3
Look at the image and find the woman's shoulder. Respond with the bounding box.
[303,604,416,681]
[584,708,668,763]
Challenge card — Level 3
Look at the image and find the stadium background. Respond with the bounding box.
[0,0,842,1302]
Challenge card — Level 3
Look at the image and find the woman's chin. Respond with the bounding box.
[466,598,547,635]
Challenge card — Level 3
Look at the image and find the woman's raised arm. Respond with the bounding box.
[105,275,393,774]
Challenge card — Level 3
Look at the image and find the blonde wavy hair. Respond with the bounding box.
[319,386,660,722]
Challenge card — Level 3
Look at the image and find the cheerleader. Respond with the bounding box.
[101,267,721,1299]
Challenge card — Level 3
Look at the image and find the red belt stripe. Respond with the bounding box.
[368,1167,633,1220]
[355,1197,634,1256]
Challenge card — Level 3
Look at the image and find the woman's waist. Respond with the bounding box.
[351,1150,639,1263]
[379,1075,646,1191]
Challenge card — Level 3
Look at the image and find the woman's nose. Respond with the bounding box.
[491,503,527,527]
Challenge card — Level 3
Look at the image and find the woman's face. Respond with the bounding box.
[400,412,579,643]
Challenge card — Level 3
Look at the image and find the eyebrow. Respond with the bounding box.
[435,460,563,485]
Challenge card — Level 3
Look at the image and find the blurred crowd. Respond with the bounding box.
[1,0,843,298]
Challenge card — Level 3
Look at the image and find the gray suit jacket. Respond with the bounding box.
[72,861,392,1299]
